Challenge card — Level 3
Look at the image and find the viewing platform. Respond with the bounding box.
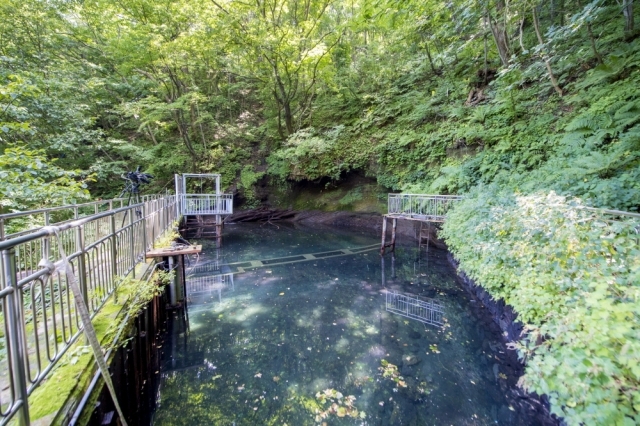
[174,173,233,216]
[0,171,234,426]
[175,173,234,242]
[381,194,462,254]
[386,194,463,222]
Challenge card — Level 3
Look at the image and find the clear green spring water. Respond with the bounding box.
[152,223,539,425]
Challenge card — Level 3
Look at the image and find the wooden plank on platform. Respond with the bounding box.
[146,245,202,258]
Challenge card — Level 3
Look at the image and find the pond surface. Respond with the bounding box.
[152,223,537,425]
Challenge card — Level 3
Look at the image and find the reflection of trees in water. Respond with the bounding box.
[154,232,531,425]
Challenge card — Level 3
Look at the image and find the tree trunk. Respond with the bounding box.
[623,0,634,38]
[424,40,439,75]
[485,11,510,66]
[587,23,603,64]
[532,7,563,97]
[484,33,489,85]
[283,100,294,135]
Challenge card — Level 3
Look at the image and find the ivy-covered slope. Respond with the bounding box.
[1,0,640,423]
[442,191,639,424]
[269,37,640,213]
[264,5,640,425]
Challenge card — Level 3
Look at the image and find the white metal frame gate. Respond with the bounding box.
[174,174,233,216]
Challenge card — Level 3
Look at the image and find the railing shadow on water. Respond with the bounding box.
[0,195,178,426]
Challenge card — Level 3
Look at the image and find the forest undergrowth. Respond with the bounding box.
[1,0,639,423]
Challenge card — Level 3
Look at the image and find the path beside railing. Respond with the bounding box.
[0,195,177,426]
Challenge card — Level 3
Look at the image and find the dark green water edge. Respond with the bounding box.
[151,222,542,425]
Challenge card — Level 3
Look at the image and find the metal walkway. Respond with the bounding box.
[216,244,380,274]
[386,194,463,223]
[175,173,233,216]
[381,194,462,255]
[0,195,178,426]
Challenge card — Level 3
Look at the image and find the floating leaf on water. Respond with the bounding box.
[212,375,222,381]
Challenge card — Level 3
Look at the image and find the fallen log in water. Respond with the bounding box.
[225,208,296,222]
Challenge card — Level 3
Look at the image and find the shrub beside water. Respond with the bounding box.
[441,189,640,425]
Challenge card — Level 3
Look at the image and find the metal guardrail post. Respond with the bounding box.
[43,211,51,263]
[77,225,89,310]
[0,217,5,241]
[129,207,135,278]
[3,248,31,426]
[150,203,156,249]
[110,214,118,280]
[142,204,148,252]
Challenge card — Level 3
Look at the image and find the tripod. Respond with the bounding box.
[119,177,143,228]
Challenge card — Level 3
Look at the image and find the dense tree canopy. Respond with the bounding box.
[1,0,639,423]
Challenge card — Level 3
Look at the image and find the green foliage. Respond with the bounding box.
[1,0,639,420]
[153,225,180,249]
[313,388,363,421]
[239,165,265,208]
[0,146,90,214]
[442,189,640,425]
[267,126,359,181]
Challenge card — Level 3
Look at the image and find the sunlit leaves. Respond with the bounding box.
[0,146,90,213]
[443,190,640,425]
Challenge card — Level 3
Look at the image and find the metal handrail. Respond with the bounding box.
[388,193,463,198]
[385,291,445,327]
[179,194,234,215]
[387,193,463,222]
[582,206,640,219]
[0,194,167,241]
[0,195,177,426]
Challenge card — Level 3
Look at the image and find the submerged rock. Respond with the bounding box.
[402,355,421,367]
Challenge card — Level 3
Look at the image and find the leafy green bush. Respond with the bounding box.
[442,188,640,425]
[0,146,91,214]
[239,164,264,207]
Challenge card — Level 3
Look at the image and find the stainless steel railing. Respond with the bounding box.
[387,194,463,222]
[0,195,177,426]
[178,194,233,216]
[0,195,167,241]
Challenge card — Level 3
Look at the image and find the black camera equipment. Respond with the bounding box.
[119,166,154,224]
